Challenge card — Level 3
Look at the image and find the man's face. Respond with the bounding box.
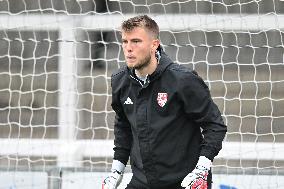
[121,27,156,70]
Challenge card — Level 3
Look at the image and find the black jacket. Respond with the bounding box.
[111,49,227,188]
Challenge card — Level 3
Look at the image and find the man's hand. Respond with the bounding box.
[102,160,125,189]
[181,165,209,189]
[181,156,212,189]
[102,170,123,189]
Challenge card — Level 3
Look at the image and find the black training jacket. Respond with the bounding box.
[111,49,227,188]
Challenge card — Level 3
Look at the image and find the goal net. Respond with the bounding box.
[0,0,284,188]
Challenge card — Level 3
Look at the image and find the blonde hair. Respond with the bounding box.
[121,15,159,39]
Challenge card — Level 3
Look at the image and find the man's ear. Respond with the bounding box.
[152,39,160,52]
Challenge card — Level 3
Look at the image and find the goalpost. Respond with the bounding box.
[0,0,284,188]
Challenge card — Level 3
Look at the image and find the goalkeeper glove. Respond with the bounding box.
[102,160,125,189]
[181,156,212,189]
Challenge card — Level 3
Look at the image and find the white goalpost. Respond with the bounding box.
[0,0,284,188]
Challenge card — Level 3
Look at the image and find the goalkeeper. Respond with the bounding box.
[103,15,227,189]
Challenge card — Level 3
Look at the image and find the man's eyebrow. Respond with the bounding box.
[121,38,142,42]
[131,38,142,41]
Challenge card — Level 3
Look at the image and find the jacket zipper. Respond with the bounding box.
[130,75,144,87]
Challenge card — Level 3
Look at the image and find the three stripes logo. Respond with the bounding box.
[124,97,133,105]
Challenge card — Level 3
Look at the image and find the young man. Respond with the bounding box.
[102,15,227,189]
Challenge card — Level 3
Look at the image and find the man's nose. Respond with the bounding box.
[125,43,133,52]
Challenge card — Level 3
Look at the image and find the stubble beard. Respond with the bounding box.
[128,53,151,71]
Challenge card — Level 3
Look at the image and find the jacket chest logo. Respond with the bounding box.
[124,97,133,105]
[157,93,168,107]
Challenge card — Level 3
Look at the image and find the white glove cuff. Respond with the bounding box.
[111,160,125,173]
[197,156,212,170]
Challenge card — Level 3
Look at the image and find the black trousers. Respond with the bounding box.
[125,171,212,189]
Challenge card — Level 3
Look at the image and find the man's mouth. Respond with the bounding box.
[127,56,136,61]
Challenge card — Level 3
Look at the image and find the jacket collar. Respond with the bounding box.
[149,46,173,81]
[128,45,173,83]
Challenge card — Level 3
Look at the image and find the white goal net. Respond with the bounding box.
[0,0,284,188]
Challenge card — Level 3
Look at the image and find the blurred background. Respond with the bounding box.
[0,0,284,188]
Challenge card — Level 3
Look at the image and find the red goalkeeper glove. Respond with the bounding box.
[181,156,212,189]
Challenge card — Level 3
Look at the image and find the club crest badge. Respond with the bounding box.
[157,93,168,107]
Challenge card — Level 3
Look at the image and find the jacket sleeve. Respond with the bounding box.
[111,76,133,165]
[179,71,227,161]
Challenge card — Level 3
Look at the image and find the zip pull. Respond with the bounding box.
[142,76,150,88]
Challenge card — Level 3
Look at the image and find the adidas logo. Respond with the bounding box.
[124,97,133,105]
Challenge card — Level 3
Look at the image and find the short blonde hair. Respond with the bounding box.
[121,15,159,39]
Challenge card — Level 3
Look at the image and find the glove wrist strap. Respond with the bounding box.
[197,156,212,170]
[111,160,125,174]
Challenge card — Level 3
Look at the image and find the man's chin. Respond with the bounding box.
[126,59,149,70]
[126,62,136,69]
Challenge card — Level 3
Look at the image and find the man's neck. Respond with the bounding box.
[135,69,148,84]
[135,57,158,77]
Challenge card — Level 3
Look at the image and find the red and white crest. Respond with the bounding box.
[157,93,168,107]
